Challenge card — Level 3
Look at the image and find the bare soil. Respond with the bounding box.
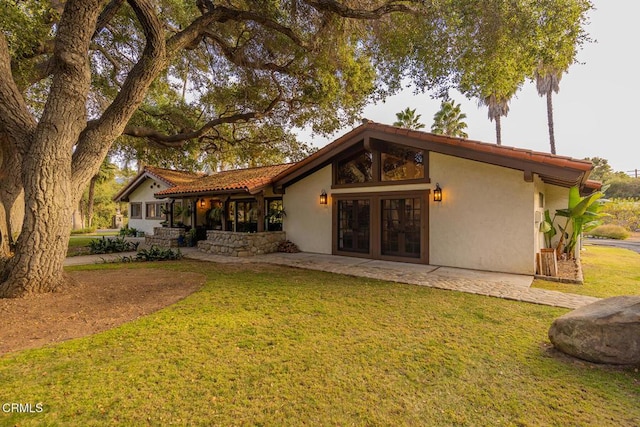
[0,269,205,355]
[557,258,582,282]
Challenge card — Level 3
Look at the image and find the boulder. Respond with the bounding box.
[548,296,640,365]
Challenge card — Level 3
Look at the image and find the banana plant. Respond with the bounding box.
[554,186,605,257]
[540,209,557,249]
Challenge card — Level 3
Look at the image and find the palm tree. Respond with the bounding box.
[431,100,469,138]
[479,94,511,145]
[535,63,562,154]
[393,107,426,130]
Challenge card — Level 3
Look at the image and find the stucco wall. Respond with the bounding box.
[429,153,535,274]
[128,178,170,235]
[543,183,571,251]
[282,165,333,254]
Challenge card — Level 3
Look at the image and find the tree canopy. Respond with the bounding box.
[0,0,594,297]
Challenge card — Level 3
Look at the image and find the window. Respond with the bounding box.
[130,202,142,219]
[381,145,424,181]
[336,149,373,185]
[237,200,258,232]
[145,202,165,220]
[265,199,284,231]
[333,140,427,187]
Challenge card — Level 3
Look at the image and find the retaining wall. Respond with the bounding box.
[198,230,286,257]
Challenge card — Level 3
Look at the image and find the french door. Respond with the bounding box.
[334,191,428,263]
[381,198,421,258]
[337,199,370,253]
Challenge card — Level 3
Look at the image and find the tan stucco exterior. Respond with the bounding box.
[127,178,170,235]
[429,153,535,274]
[282,165,333,254]
[282,153,558,275]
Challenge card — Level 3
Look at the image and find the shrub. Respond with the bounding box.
[89,236,139,254]
[119,225,139,237]
[586,224,630,240]
[135,246,183,261]
[600,199,640,231]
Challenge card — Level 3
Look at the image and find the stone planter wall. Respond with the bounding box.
[145,227,185,248]
[198,230,286,257]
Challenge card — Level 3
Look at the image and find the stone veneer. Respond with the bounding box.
[145,227,185,248]
[198,230,286,257]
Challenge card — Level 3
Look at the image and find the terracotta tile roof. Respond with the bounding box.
[142,166,206,186]
[156,163,295,196]
[113,166,205,202]
[273,120,594,189]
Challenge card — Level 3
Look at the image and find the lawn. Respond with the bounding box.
[533,246,640,298]
[67,231,123,256]
[67,236,96,255]
[1,260,638,426]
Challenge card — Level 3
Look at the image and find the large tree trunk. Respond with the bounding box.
[0,0,166,297]
[0,150,74,297]
[546,91,556,155]
[0,137,24,257]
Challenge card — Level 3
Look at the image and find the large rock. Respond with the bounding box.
[548,296,640,365]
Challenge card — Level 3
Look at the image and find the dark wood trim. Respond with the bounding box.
[332,194,373,257]
[332,190,429,264]
[331,140,430,190]
[273,125,590,192]
[256,192,265,232]
[168,200,175,228]
[129,202,142,219]
[364,130,584,186]
[273,134,365,189]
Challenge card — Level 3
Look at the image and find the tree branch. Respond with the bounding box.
[203,31,294,74]
[0,34,36,155]
[122,94,283,148]
[72,0,166,188]
[303,0,419,18]
[167,5,307,55]
[16,0,126,88]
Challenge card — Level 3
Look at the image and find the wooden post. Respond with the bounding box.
[539,248,558,277]
[168,199,174,228]
[256,192,265,232]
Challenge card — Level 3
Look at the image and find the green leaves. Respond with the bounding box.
[431,99,468,138]
[554,186,606,255]
[393,107,425,130]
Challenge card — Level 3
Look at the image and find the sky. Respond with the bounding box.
[300,1,640,175]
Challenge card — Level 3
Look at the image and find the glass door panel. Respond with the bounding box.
[381,198,421,258]
[337,200,370,253]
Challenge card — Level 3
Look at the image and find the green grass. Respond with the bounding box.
[533,246,640,298]
[67,232,122,256]
[66,236,96,256]
[1,261,638,426]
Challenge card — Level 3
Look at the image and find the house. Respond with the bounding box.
[272,121,597,274]
[112,166,205,235]
[116,121,599,275]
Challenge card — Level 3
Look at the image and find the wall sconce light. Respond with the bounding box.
[319,190,328,205]
[433,183,443,202]
[200,198,205,208]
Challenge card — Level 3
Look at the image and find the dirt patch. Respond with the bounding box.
[0,269,205,355]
